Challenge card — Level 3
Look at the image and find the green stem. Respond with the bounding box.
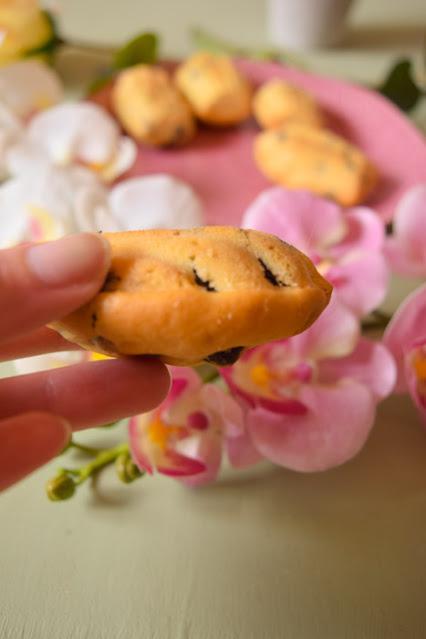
[47,442,131,500]
[74,443,129,485]
[194,363,220,384]
[68,440,103,456]
[202,368,220,383]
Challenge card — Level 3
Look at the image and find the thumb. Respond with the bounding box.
[0,233,110,344]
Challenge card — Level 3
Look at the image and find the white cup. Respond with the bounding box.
[267,0,355,50]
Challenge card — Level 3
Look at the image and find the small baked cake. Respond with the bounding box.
[112,64,196,147]
[254,123,378,206]
[253,79,324,129]
[175,52,252,126]
[51,227,332,366]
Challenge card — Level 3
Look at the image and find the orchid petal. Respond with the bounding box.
[108,174,204,231]
[405,344,426,426]
[177,431,222,486]
[328,207,385,258]
[27,102,118,164]
[290,295,359,361]
[25,102,134,180]
[319,337,396,399]
[0,163,111,246]
[128,415,154,474]
[384,285,426,392]
[248,380,376,472]
[226,427,264,469]
[326,252,389,316]
[242,187,346,255]
[5,138,50,176]
[0,179,28,247]
[200,383,245,437]
[385,184,426,278]
[128,412,206,477]
[0,60,63,120]
[97,136,137,182]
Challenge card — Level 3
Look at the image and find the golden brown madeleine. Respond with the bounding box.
[253,79,324,129]
[175,52,252,126]
[51,228,332,367]
[254,123,378,206]
[112,64,196,147]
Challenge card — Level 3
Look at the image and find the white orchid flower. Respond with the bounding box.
[0,102,22,170]
[0,163,118,248]
[9,102,137,182]
[108,174,204,230]
[0,164,204,250]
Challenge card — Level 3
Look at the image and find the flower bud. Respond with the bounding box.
[115,452,143,483]
[46,473,76,501]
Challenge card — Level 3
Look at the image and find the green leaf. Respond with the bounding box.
[113,32,158,70]
[378,58,423,112]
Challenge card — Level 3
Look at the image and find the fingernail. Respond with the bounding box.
[27,234,110,286]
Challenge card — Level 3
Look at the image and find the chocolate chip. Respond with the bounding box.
[91,336,117,354]
[101,271,121,292]
[193,269,215,292]
[91,313,97,329]
[205,347,244,366]
[258,258,284,287]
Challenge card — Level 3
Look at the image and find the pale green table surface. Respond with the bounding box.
[2,1,426,637]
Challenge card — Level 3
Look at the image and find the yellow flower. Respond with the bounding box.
[0,1,56,65]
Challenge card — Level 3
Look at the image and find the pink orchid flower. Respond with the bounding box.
[384,285,426,425]
[242,187,389,317]
[221,297,396,472]
[129,368,261,486]
[385,184,426,278]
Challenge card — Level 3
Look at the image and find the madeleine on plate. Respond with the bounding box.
[254,123,378,206]
[175,52,252,126]
[253,78,324,129]
[112,64,196,147]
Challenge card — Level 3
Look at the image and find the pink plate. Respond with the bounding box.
[96,59,426,225]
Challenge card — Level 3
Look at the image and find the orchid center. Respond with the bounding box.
[413,349,426,382]
[248,355,314,398]
[148,416,181,450]
[27,205,57,242]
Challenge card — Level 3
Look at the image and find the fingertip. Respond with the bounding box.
[139,357,172,403]
[26,233,111,287]
[0,412,71,492]
[18,411,71,456]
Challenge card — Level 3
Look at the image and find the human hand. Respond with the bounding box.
[0,233,170,492]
